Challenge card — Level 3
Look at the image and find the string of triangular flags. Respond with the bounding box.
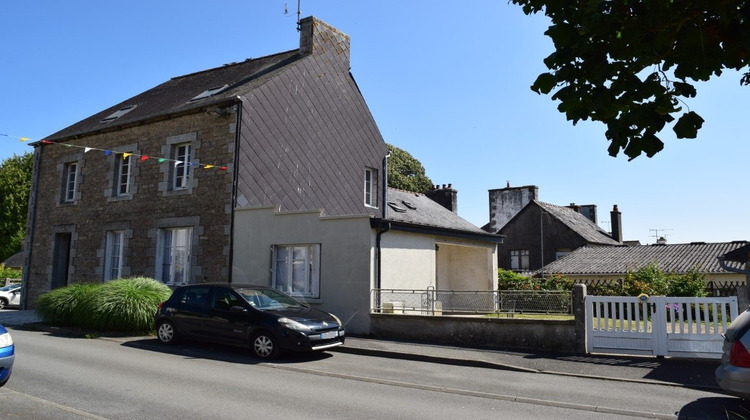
[1,133,228,171]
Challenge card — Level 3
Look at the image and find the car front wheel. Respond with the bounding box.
[251,331,279,359]
[0,299,6,310]
[156,320,178,344]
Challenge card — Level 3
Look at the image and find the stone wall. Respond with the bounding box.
[25,111,235,306]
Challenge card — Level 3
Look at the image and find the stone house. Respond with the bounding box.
[22,17,501,334]
[486,185,621,272]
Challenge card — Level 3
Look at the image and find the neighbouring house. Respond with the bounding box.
[485,184,621,272]
[2,251,24,270]
[720,242,750,289]
[536,241,750,291]
[22,16,500,334]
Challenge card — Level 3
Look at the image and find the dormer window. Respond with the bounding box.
[100,105,136,123]
[387,202,406,213]
[401,200,417,210]
[190,85,229,101]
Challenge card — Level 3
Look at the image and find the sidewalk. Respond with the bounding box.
[336,336,721,391]
[0,309,721,391]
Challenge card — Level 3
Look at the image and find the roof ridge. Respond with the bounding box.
[169,49,299,81]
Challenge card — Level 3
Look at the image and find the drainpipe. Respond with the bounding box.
[227,100,242,284]
[382,152,390,219]
[22,145,43,309]
[375,151,391,293]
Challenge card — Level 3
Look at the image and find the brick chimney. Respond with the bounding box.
[298,16,350,71]
[425,184,458,214]
[488,185,538,232]
[610,204,622,243]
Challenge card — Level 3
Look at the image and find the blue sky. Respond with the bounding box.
[2,1,748,245]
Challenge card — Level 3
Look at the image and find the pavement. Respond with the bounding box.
[0,309,722,392]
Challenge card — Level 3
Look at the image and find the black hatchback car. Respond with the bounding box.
[154,284,345,359]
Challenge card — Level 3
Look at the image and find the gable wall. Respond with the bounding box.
[25,112,236,305]
[498,205,588,272]
[234,31,387,216]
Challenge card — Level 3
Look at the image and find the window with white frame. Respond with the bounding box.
[173,143,191,190]
[509,249,530,271]
[63,162,78,202]
[364,167,377,207]
[104,231,125,281]
[157,227,191,285]
[273,244,320,298]
[115,154,132,196]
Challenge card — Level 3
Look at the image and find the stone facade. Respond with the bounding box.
[25,112,235,305]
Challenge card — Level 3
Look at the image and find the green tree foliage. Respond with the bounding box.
[497,268,534,290]
[387,144,433,193]
[511,0,750,160]
[0,153,33,261]
[622,263,707,297]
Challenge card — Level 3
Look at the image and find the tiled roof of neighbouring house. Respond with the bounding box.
[2,251,24,269]
[536,201,621,246]
[537,241,749,275]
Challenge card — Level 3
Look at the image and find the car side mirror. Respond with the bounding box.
[229,305,247,313]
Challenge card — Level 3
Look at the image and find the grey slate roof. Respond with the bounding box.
[723,243,750,263]
[43,50,301,142]
[536,201,620,245]
[384,188,503,242]
[2,251,25,269]
[538,241,749,275]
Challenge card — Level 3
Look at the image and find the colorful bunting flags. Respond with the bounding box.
[1,134,230,171]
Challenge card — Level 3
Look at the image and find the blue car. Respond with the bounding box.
[0,325,14,387]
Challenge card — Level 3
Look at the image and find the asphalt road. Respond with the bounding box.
[0,328,742,419]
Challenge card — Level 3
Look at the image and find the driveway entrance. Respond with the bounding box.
[586,295,738,359]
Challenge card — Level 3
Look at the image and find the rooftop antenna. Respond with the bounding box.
[283,1,302,31]
[649,228,673,243]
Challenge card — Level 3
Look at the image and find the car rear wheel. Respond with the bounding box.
[251,331,279,359]
[0,299,7,310]
[156,320,178,344]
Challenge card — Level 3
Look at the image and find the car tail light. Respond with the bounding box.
[731,340,750,367]
[157,302,165,310]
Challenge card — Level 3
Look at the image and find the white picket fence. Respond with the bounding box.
[586,295,738,359]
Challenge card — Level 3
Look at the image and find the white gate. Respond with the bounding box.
[586,296,738,359]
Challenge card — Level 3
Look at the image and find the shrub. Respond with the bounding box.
[83,277,173,331]
[0,263,21,280]
[36,277,172,332]
[623,263,669,296]
[37,283,99,326]
[497,269,533,290]
[539,273,574,291]
[667,268,708,297]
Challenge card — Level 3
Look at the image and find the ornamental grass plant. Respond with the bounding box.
[37,277,172,333]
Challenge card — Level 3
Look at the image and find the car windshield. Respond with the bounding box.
[235,288,304,311]
[0,285,19,292]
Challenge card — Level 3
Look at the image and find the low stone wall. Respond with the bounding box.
[370,313,578,353]
[369,285,588,353]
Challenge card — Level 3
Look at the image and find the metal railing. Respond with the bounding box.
[372,288,572,316]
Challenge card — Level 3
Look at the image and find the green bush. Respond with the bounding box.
[623,263,670,296]
[36,277,172,332]
[0,263,21,280]
[667,268,708,297]
[84,277,172,331]
[37,283,99,326]
[497,269,533,290]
